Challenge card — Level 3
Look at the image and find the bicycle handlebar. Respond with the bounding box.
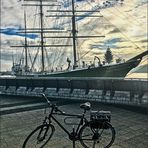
[54,106,65,114]
[41,94,84,117]
[41,93,51,105]
[41,93,65,114]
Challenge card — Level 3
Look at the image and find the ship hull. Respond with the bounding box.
[32,59,141,78]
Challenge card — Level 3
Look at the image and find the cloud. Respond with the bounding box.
[1,52,22,61]
[108,28,120,34]
[138,39,148,43]
[1,0,147,73]
[90,44,107,50]
[1,54,13,61]
[105,38,122,44]
[135,0,148,8]
[94,38,123,49]
[117,45,133,49]
[125,9,132,12]
[0,27,38,39]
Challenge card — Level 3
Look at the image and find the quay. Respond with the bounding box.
[0,77,147,104]
[0,97,148,148]
[0,77,148,148]
[0,77,147,93]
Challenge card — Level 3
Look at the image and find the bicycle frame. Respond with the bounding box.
[23,95,115,148]
[46,105,88,140]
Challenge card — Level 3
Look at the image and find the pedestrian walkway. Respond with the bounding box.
[0,101,148,148]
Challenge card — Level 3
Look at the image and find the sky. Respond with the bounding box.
[0,0,147,78]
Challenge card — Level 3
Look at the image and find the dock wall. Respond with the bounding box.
[0,77,147,104]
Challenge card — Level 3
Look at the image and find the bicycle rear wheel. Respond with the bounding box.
[79,122,115,148]
[22,124,55,148]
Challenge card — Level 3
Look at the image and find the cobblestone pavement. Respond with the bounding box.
[0,102,148,148]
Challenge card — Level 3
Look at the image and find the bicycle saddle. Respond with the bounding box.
[80,102,91,110]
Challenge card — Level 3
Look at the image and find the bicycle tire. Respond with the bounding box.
[79,122,115,148]
[22,124,55,148]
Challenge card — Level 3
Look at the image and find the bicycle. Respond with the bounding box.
[22,94,115,148]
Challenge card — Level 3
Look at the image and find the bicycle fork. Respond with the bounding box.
[72,126,75,148]
[37,125,49,142]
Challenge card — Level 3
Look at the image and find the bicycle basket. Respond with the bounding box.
[90,110,111,122]
[90,120,109,129]
[90,110,111,129]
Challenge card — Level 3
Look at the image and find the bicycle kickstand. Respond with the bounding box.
[72,126,75,148]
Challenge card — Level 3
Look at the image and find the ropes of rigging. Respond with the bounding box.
[105,8,143,29]
[50,3,68,69]
[86,0,144,52]
[112,6,144,26]
[76,4,105,62]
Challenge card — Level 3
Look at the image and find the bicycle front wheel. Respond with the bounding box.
[22,124,55,148]
[79,122,115,148]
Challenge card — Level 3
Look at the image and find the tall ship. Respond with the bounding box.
[11,0,147,77]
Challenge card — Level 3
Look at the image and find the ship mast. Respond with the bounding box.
[24,10,28,72]
[39,0,45,72]
[71,0,77,69]
[12,0,104,73]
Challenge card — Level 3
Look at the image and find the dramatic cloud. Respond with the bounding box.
[0,0,147,75]
[108,28,120,34]
[1,28,38,39]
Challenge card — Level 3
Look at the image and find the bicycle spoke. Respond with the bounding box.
[23,124,54,148]
[93,140,97,148]
[23,95,115,148]
[80,123,115,148]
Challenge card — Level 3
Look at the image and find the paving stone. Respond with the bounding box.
[0,102,148,148]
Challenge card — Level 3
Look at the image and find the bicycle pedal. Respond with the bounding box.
[38,137,45,142]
